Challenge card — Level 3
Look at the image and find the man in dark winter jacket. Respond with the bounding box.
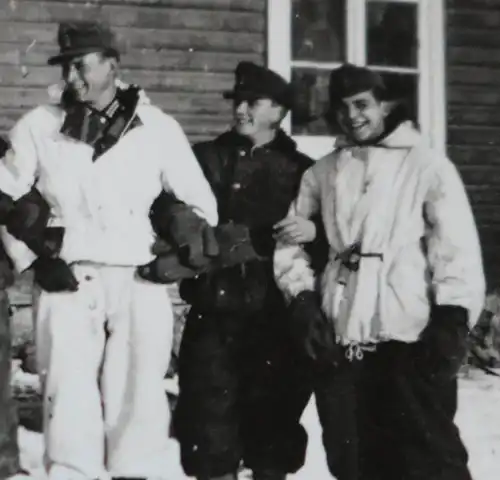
[274,63,485,480]
[168,62,321,480]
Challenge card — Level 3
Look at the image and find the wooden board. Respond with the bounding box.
[447,0,500,289]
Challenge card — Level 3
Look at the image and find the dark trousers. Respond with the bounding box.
[313,341,472,480]
[0,290,21,479]
[173,305,311,478]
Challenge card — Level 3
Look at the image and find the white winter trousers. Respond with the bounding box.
[34,263,178,480]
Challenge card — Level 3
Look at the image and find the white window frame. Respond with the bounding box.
[267,0,446,159]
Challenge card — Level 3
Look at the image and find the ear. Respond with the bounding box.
[107,57,119,74]
[381,100,396,118]
[277,105,288,122]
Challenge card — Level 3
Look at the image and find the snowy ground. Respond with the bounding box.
[16,368,500,480]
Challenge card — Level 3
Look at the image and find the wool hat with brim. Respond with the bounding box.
[47,20,119,66]
[328,63,387,105]
[223,61,294,110]
[322,63,390,123]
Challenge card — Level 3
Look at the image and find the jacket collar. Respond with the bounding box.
[215,128,298,155]
[335,120,421,151]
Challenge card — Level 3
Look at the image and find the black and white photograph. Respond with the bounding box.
[0,1,499,480]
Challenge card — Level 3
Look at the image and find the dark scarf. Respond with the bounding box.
[59,85,143,160]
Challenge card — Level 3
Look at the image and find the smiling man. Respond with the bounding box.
[171,62,320,480]
[1,20,217,480]
[274,63,485,480]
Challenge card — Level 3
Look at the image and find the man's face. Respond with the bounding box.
[233,96,284,138]
[61,52,115,104]
[336,90,389,143]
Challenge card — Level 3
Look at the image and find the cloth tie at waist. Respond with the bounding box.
[335,241,383,280]
[345,342,378,361]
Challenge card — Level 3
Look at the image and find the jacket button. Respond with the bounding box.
[239,150,246,156]
[232,183,241,190]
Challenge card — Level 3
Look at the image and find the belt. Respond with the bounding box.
[332,242,384,318]
[335,241,383,278]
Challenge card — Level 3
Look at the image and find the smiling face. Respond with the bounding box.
[61,51,116,106]
[232,96,284,139]
[336,90,389,143]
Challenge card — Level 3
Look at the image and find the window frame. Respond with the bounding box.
[267,0,446,159]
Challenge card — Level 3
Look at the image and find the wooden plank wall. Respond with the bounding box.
[0,0,267,306]
[447,0,500,290]
[0,0,266,143]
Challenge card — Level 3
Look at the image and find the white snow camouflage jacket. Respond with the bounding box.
[0,81,218,272]
[274,121,485,346]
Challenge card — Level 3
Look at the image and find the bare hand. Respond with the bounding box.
[273,216,316,245]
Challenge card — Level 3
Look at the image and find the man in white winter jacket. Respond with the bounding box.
[274,64,485,480]
[1,21,217,480]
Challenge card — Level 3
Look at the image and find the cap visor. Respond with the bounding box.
[47,47,108,65]
[224,88,267,100]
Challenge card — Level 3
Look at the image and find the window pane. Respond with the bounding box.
[291,68,342,136]
[292,0,347,62]
[367,1,418,68]
[379,71,419,124]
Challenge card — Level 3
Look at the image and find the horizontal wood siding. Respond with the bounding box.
[447,0,500,289]
[0,0,266,142]
[0,0,267,305]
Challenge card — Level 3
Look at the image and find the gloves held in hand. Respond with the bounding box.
[33,257,79,293]
[288,291,341,367]
[418,304,469,379]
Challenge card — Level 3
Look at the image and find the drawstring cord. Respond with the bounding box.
[345,342,378,362]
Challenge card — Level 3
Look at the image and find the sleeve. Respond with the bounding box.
[0,115,40,272]
[157,115,218,226]
[2,115,38,199]
[273,168,322,303]
[423,157,486,327]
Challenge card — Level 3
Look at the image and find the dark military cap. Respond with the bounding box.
[48,20,119,66]
[328,63,386,106]
[223,61,294,109]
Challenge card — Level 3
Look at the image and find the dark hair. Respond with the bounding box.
[101,48,120,62]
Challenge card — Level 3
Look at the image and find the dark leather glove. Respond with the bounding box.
[139,223,264,284]
[0,190,15,224]
[5,188,50,243]
[418,304,469,379]
[137,255,193,284]
[32,257,79,293]
[288,291,341,366]
[139,224,219,283]
[150,192,219,269]
[23,226,65,258]
[177,221,219,269]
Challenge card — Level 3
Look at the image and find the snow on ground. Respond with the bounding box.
[16,369,500,480]
[455,368,500,480]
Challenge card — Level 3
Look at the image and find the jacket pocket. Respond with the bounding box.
[384,258,431,337]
